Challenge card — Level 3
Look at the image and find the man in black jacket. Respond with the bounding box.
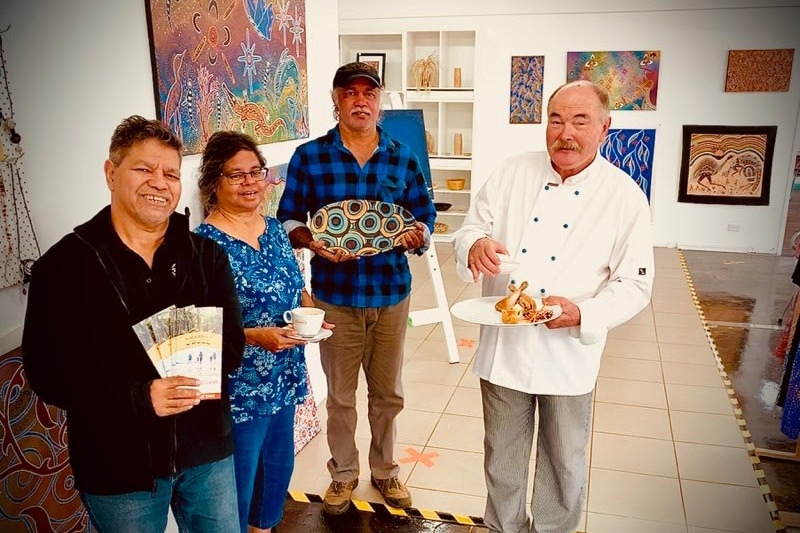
[22,116,245,533]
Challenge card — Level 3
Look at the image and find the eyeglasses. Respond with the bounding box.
[221,168,268,185]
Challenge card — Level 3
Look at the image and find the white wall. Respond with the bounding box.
[340,0,800,254]
[1,0,340,376]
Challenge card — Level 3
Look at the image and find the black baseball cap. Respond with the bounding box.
[332,62,382,89]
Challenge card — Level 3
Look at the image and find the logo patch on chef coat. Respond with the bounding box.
[638,268,647,275]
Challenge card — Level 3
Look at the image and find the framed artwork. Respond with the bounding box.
[566,51,660,110]
[600,129,656,200]
[509,55,545,124]
[678,125,776,205]
[725,49,794,92]
[356,52,386,85]
[144,0,309,155]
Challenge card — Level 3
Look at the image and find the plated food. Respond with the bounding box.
[495,281,557,324]
[449,295,561,327]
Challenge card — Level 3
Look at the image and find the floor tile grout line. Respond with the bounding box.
[679,249,787,533]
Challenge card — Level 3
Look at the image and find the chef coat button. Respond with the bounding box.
[575,190,580,195]
[533,217,539,222]
[551,256,556,261]
[521,248,527,254]
[511,279,516,285]
[540,288,546,294]
[563,223,569,229]
[544,185,550,190]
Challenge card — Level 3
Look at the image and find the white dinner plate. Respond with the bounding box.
[450,296,562,327]
[283,326,334,343]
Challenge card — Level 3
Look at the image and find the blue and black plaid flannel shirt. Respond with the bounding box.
[277,126,436,308]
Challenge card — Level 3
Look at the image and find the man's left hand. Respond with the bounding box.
[396,222,426,251]
[542,295,581,329]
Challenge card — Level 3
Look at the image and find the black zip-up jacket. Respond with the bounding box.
[22,207,245,495]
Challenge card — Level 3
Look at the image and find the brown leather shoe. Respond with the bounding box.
[322,479,358,515]
[371,476,412,508]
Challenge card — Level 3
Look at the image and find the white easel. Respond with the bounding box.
[385,93,459,363]
[407,236,460,363]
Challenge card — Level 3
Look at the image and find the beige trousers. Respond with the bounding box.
[314,296,410,482]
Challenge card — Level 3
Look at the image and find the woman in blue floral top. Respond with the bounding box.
[196,131,332,533]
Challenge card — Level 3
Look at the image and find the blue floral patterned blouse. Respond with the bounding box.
[195,216,308,423]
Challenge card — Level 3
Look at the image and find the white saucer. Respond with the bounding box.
[283,326,333,343]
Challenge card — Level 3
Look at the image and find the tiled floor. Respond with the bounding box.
[286,244,785,533]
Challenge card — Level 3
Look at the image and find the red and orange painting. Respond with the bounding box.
[725,49,794,92]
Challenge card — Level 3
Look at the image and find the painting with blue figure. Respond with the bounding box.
[600,128,656,200]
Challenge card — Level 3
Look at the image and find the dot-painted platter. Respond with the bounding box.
[310,200,417,256]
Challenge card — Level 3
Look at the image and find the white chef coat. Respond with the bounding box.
[453,151,654,395]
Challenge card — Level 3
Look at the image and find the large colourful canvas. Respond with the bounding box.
[678,125,776,205]
[0,351,89,532]
[509,55,545,124]
[145,0,309,154]
[725,49,794,92]
[600,129,656,200]
[566,51,660,111]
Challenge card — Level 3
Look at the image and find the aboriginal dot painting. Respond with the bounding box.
[144,0,309,155]
[262,162,288,218]
[310,200,416,256]
[509,55,544,124]
[566,50,660,111]
[725,49,794,92]
[0,31,40,291]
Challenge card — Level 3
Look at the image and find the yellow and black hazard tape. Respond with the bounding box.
[288,490,486,526]
[678,250,786,533]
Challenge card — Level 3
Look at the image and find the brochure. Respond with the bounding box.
[132,305,223,399]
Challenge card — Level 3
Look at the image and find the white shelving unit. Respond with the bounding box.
[340,30,475,363]
[340,30,476,240]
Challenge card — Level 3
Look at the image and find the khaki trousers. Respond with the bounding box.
[314,296,409,482]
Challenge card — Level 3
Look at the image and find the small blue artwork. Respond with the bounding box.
[379,109,433,192]
[600,128,656,200]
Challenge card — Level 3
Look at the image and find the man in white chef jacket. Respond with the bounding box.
[453,80,654,533]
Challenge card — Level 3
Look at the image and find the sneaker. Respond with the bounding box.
[371,476,412,508]
[322,478,358,515]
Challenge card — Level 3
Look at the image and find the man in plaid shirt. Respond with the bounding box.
[277,61,435,515]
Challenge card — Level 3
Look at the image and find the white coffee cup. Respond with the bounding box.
[283,307,325,337]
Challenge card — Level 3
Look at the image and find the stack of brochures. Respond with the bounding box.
[132,305,224,399]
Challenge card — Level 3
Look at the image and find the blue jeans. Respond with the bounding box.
[232,406,296,532]
[80,456,238,533]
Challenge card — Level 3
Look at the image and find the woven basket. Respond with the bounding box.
[434,222,449,234]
